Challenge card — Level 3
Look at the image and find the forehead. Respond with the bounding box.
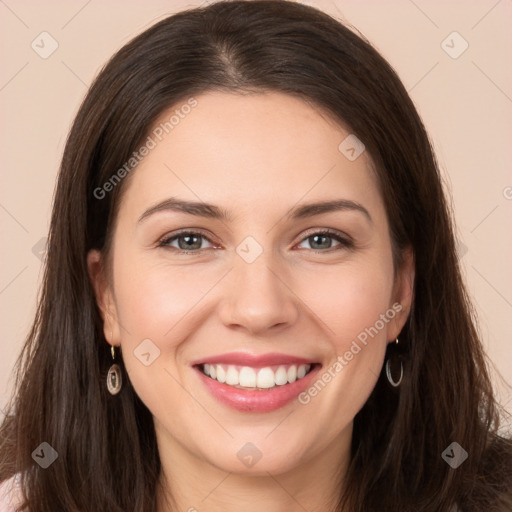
[118,91,384,224]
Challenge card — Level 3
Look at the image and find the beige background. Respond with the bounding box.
[1,0,511,419]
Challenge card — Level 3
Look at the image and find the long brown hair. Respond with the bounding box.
[1,1,511,510]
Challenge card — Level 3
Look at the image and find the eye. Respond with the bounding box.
[158,228,353,255]
[296,229,353,252]
[158,231,216,253]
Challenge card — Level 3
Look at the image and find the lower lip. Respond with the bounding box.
[195,365,321,413]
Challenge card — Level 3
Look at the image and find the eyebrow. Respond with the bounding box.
[138,197,372,224]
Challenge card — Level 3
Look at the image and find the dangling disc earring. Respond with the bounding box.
[107,343,122,395]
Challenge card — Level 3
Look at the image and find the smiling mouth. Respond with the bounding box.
[196,363,317,390]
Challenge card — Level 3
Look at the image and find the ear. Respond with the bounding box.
[87,249,120,347]
[387,246,415,342]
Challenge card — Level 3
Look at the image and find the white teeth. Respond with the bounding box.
[225,366,239,386]
[256,367,275,388]
[216,365,226,383]
[201,363,312,389]
[274,366,288,385]
[239,367,256,387]
[287,365,297,383]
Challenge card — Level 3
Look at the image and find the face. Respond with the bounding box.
[88,91,414,479]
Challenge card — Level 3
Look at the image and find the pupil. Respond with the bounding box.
[311,234,330,249]
[180,235,200,250]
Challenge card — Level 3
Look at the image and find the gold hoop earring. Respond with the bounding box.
[385,337,403,388]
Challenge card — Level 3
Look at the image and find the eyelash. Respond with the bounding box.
[157,228,354,255]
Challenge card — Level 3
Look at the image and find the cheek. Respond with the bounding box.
[298,257,395,344]
[113,258,214,340]
[113,245,395,359]
[293,260,394,428]
[111,257,226,408]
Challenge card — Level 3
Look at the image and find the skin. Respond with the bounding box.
[88,91,414,512]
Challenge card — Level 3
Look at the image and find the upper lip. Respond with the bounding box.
[191,352,318,367]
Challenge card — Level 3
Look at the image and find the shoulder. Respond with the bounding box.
[0,473,24,512]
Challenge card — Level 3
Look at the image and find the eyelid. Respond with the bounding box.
[298,227,352,242]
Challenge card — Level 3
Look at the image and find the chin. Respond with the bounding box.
[200,437,314,477]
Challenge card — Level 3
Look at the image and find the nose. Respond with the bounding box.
[218,250,299,336]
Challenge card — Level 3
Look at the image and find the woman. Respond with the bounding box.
[0,1,511,510]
